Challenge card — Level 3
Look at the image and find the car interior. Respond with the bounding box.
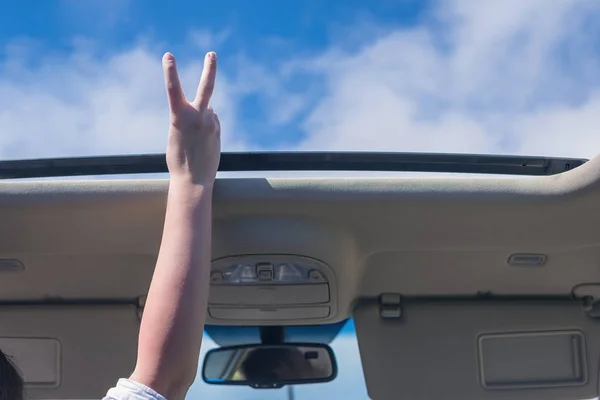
[2,151,600,400]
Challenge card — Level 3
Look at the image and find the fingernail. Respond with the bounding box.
[163,52,175,61]
[207,52,217,61]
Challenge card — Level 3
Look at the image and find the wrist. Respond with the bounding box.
[168,177,214,201]
[169,172,214,189]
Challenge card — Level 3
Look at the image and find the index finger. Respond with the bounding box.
[193,52,217,110]
[162,52,186,112]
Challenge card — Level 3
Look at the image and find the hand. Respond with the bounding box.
[162,51,221,186]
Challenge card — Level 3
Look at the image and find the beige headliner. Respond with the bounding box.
[0,155,600,324]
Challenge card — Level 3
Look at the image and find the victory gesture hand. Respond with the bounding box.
[162,51,221,186]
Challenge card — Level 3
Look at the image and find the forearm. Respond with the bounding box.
[131,180,213,399]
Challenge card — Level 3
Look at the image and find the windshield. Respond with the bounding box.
[191,320,368,399]
[2,1,600,163]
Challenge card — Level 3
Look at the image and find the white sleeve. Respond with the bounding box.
[103,378,168,400]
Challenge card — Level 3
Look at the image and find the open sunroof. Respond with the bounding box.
[0,152,587,179]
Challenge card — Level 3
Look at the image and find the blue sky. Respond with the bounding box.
[4,1,600,398]
[3,0,600,162]
[1,0,427,155]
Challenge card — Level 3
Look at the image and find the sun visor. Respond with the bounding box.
[354,299,600,400]
[0,305,139,399]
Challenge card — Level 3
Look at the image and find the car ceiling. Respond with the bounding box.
[0,158,599,308]
[3,155,600,398]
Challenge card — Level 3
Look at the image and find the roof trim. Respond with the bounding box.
[0,152,586,179]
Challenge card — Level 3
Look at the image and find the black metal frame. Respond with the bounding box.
[0,152,587,179]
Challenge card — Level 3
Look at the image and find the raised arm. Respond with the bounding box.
[129,51,221,400]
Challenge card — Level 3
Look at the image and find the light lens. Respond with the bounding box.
[221,264,257,283]
[214,262,327,284]
[275,263,310,281]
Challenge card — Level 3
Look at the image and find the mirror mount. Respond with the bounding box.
[259,326,285,345]
[251,326,298,389]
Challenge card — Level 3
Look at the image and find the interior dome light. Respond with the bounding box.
[276,263,310,282]
[222,264,257,283]
[211,257,330,286]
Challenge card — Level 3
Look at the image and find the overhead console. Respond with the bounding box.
[207,255,337,325]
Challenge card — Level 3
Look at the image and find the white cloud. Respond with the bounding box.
[0,41,248,160]
[2,0,600,163]
[285,0,600,158]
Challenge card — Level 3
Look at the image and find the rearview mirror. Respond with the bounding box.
[202,343,337,388]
